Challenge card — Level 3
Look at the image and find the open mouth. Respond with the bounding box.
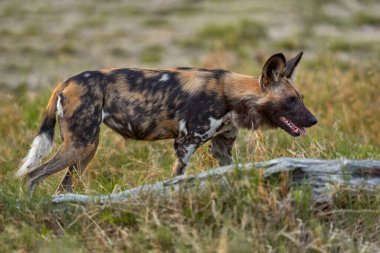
[279,116,306,137]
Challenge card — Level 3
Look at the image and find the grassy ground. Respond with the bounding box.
[0,0,380,252]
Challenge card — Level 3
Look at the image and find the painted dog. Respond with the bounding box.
[16,52,317,193]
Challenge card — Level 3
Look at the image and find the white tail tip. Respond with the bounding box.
[16,133,53,178]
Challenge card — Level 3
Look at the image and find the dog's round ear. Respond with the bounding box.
[260,53,286,92]
[284,51,303,79]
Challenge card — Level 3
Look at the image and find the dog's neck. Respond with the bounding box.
[221,73,268,130]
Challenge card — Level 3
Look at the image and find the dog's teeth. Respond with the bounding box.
[282,117,302,134]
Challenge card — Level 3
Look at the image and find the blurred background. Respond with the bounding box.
[0,0,379,90]
[0,0,379,182]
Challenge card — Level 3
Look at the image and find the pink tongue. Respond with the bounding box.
[299,127,306,136]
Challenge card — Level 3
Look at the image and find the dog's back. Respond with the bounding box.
[101,68,230,140]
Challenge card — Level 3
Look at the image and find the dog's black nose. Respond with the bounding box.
[309,117,318,126]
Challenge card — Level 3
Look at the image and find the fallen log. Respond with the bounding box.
[52,158,380,205]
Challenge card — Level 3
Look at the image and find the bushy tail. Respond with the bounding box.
[16,83,65,178]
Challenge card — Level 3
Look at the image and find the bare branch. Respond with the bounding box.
[52,158,380,205]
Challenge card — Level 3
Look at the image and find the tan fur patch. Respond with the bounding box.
[145,119,178,140]
[100,68,118,74]
[267,80,299,101]
[114,82,146,101]
[45,82,65,117]
[61,82,86,118]
[224,73,262,99]
[141,69,162,79]
[159,119,178,130]
[204,77,223,96]
[179,71,206,94]
[59,117,72,146]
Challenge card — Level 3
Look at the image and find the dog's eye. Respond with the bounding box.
[286,96,298,105]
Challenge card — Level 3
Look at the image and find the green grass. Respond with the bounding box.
[140,45,165,64]
[1,55,379,252]
[180,19,267,58]
[353,12,380,26]
[1,0,380,251]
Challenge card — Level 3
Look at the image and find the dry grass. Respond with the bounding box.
[0,0,380,252]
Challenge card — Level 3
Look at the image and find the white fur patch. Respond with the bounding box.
[183,144,196,164]
[194,117,223,141]
[259,75,264,87]
[104,117,125,131]
[179,119,188,135]
[193,132,206,140]
[208,117,224,136]
[83,73,91,78]
[228,111,240,129]
[159,74,169,82]
[57,95,64,117]
[101,109,110,121]
[15,133,53,178]
[128,123,133,132]
[272,69,280,81]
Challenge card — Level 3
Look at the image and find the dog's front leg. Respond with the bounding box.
[172,134,203,176]
[209,128,238,166]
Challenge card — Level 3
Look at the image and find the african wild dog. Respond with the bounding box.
[16,52,317,193]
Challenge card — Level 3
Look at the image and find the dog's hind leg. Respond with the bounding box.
[24,76,105,194]
[25,145,77,193]
[26,94,102,193]
[56,165,76,193]
[26,139,100,193]
[56,138,99,193]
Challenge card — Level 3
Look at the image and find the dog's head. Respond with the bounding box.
[257,52,317,136]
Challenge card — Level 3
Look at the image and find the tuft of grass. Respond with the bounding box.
[151,3,202,17]
[139,45,165,64]
[109,46,130,58]
[274,37,306,51]
[143,18,170,28]
[353,12,380,26]
[58,42,79,55]
[329,39,379,53]
[180,19,266,56]
[78,16,108,29]
[0,1,28,17]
